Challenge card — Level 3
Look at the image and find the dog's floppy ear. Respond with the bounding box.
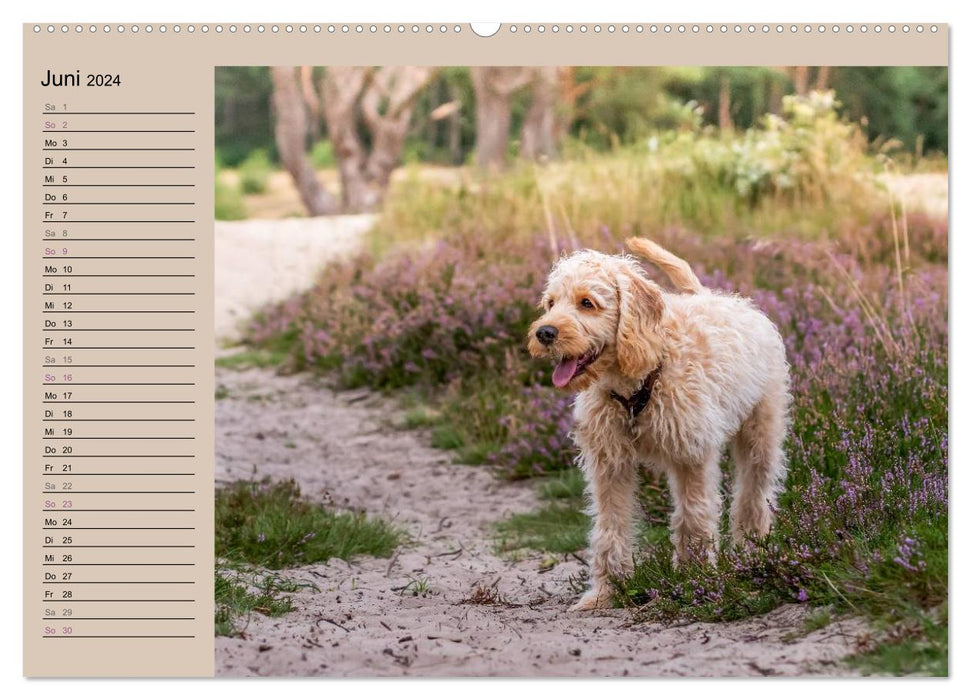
[615,267,664,379]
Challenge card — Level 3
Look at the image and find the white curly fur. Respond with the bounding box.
[527,238,791,611]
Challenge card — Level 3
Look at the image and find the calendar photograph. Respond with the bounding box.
[208,63,949,677]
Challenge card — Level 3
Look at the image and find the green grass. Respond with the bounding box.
[216,478,402,569]
[493,468,671,556]
[215,569,309,637]
[495,502,590,554]
[400,405,441,429]
[214,478,403,635]
[848,607,948,676]
[802,606,834,633]
[391,381,520,466]
[496,469,589,554]
[538,468,586,501]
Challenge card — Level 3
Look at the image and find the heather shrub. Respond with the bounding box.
[492,385,576,479]
[248,240,557,390]
[618,262,947,667]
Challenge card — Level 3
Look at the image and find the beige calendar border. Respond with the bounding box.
[23,22,947,678]
[25,22,949,66]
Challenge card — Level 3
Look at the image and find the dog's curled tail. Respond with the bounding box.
[626,237,706,294]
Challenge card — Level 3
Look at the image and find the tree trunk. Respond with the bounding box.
[320,66,433,212]
[474,80,513,170]
[718,75,733,132]
[471,67,532,171]
[791,66,810,96]
[361,66,434,193]
[320,66,373,211]
[554,66,580,145]
[299,65,321,142]
[447,83,462,164]
[270,66,337,216]
[521,66,559,161]
[768,70,784,113]
[815,65,832,92]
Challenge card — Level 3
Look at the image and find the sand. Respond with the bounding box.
[214,215,375,343]
[213,367,866,677]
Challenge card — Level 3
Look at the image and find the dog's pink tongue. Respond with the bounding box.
[552,358,579,388]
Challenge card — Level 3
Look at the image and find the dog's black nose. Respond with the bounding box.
[536,325,558,346]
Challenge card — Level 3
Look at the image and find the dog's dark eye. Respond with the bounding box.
[580,298,595,309]
[547,299,555,310]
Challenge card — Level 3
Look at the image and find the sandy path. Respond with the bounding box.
[214,215,375,343]
[213,367,864,677]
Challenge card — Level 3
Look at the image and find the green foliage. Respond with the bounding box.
[214,66,948,171]
[215,478,401,569]
[406,66,479,165]
[572,67,672,147]
[214,177,246,221]
[310,140,337,168]
[665,66,791,131]
[215,66,276,167]
[238,148,273,194]
[833,67,949,154]
[370,93,883,249]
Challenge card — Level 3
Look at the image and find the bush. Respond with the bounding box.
[238,148,273,194]
[370,92,887,252]
[215,177,246,220]
[247,240,551,389]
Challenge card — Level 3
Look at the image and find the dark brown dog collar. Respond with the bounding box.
[609,364,663,420]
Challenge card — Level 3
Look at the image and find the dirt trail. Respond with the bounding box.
[214,215,375,343]
[214,367,864,677]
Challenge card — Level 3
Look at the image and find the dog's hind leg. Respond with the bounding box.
[668,451,722,565]
[729,386,789,544]
[571,453,639,611]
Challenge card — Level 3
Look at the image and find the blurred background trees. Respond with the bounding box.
[215,65,948,215]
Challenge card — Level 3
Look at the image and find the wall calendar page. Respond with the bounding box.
[21,20,949,680]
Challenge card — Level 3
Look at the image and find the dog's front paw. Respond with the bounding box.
[570,586,611,611]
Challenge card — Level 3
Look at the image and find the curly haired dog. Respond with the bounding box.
[527,238,790,611]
